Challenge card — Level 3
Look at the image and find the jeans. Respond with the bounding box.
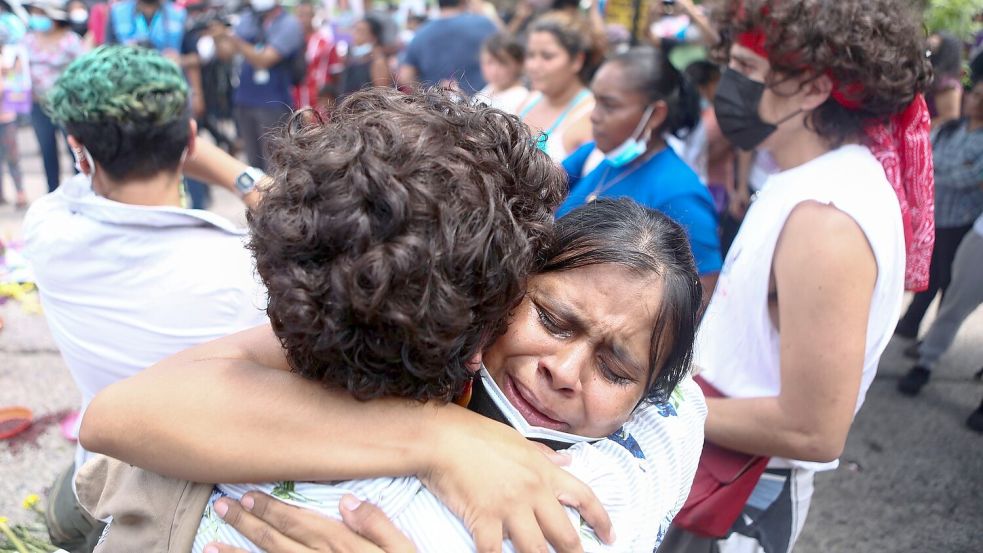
[896,224,974,338]
[0,121,24,195]
[918,230,983,369]
[31,101,69,192]
[235,104,292,171]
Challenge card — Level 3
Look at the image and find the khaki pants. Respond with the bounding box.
[46,463,106,553]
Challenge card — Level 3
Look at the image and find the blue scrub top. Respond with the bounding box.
[559,143,723,275]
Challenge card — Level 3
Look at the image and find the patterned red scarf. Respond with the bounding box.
[737,31,935,291]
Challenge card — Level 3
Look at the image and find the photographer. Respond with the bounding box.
[214,0,302,170]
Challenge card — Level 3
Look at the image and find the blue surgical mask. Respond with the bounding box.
[604,104,655,168]
[350,43,373,57]
[28,14,53,32]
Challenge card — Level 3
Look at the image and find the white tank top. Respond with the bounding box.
[694,145,906,472]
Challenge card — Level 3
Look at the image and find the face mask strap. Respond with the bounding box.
[630,103,657,143]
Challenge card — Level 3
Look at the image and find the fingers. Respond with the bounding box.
[241,492,324,544]
[532,500,583,553]
[531,442,572,467]
[470,518,505,553]
[211,497,302,553]
[555,477,614,546]
[339,495,415,553]
[503,507,551,553]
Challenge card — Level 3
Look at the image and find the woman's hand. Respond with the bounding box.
[205,493,414,553]
[420,407,614,553]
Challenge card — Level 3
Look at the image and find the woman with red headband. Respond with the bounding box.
[659,1,933,552]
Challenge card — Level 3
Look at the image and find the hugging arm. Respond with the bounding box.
[80,325,612,552]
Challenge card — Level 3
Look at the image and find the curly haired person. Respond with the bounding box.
[658,1,935,552]
[77,87,711,551]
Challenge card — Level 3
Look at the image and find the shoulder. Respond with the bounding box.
[775,201,877,287]
[165,3,186,18]
[276,14,303,34]
[644,149,707,198]
[468,13,497,32]
[110,2,131,15]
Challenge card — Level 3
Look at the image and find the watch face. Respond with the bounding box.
[236,171,256,194]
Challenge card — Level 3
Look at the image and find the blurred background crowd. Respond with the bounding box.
[0,0,980,253]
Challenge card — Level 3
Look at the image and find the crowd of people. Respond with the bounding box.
[3,0,983,552]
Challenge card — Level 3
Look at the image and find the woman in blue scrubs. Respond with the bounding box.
[559,46,722,295]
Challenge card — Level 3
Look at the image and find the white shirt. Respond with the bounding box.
[695,145,906,472]
[23,175,268,471]
[192,376,707,552]
[974,212,983,237]
[475,84,529,115]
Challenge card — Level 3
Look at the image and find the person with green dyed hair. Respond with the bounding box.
[47,44,193,196]
[22,44,269,552]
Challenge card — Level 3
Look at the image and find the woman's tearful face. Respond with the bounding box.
[482,264,663,438]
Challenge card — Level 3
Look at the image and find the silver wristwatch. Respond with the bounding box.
[235,167,266,197]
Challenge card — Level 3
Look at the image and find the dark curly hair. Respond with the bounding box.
[542,199,702,404]
[249,88,565,402]
[713,0,932,147]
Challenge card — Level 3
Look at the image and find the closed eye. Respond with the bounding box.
[598,355,636,386]
[535,303,573,339]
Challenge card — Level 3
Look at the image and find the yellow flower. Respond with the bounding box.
[0,516,7,524]
[21,494,40,510]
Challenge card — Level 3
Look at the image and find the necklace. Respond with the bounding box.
[584,149,658,203]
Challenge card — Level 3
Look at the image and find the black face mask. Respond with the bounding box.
[713,68,777,151]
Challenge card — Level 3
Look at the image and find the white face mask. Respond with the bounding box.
[72,145,96,180]
[350,43,373,57]
[476,367,599,446]
[196,35,216,63]
[69,9,88,24]
[604,104,655,168]
[251,0,277,13]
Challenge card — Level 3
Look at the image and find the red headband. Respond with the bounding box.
[735,29,934,291]
[738,30,865,110]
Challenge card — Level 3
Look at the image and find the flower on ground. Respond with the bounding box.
[21,494,40,511]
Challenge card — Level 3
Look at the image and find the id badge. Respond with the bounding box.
[253,42,269,84]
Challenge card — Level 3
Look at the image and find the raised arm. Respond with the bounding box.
[80,325,613,552]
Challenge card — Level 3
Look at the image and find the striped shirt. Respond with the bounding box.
[192,377,707,552]
[933,118,983,228]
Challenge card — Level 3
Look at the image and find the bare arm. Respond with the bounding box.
[80,325,612,552]
[676,0,720,46]
[397,64,419,90]
[182,53,206,120]
[703,201,877,462]
[370,51,392,88]
[80,326,425,482]
[182,140,263,209]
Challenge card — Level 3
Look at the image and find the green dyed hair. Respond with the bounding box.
[46,46,192,182]
[47,45,188,127]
